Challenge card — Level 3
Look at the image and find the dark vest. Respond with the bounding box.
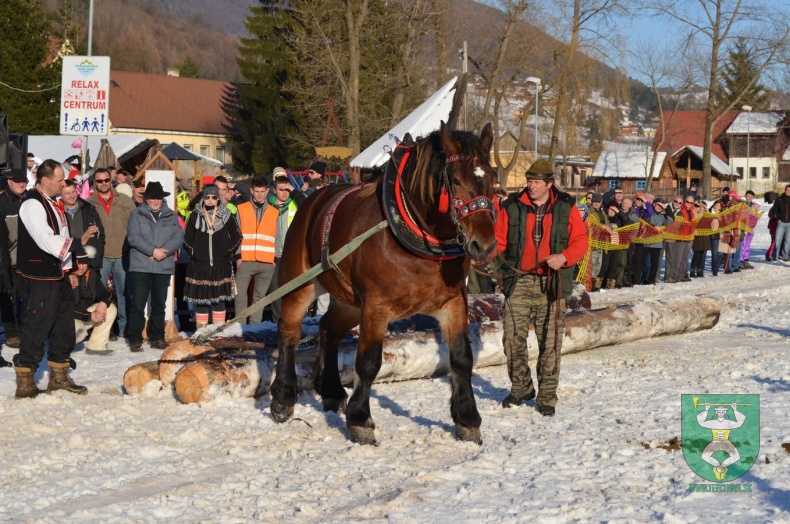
[17,191,68,280]
[500,188,575,300]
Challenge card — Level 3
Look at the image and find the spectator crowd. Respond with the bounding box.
[0,154,330,398]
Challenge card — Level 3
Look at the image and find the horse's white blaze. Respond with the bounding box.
[474,166,485,178]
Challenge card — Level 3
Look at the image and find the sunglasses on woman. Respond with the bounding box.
[204,195,218,200]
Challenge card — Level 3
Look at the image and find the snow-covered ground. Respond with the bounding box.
[2,207,790,523]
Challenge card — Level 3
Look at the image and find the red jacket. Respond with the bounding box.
[495,189,588,275]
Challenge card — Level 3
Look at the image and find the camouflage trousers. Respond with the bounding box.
[502,274,566,408]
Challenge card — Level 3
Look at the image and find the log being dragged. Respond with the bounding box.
[123,361,162,394]
[171,296,720,404]
[174,356,262,404]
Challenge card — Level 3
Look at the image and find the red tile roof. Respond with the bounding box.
[652,110,739,161]
[108,71,233,135]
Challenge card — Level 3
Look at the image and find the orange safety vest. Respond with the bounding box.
[237,201,278,263]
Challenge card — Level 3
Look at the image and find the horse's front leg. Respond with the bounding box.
[345,304,388,445]
[314,301,360,413]
[270,287,313,423]
[438,295,482,444]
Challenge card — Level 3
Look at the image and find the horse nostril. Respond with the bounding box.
[469,240,482,254]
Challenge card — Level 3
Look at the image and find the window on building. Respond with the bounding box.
[200,145,209,157]
[635,180,648,191]
[183,144,193,151]
[215,146,225,163]
[749,167,757,178]
[607,180,621,190]
[736,166,744,177]
[763,166,770,178]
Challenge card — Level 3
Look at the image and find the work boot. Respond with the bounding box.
[5,335,21,348]
[606,278,617,289]
[593,277,603,291]
[501,390,536,408]
[14,366,45,399]
[150,340,169,350]
[46,361,88,395]
[0,355,12,368]
[537,404,556,417]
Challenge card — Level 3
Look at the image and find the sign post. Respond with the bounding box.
[59,56,111,137]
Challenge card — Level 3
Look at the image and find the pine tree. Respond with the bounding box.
[0,0,62,134]
[175,56,201,78]
[715,37,770,110]
[227,2,303,176]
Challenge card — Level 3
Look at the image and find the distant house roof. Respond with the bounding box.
[592,150,666,179]
[676,145,733,177]
[109,71,233,135]
[653,110,739,162]
[162,142,201,161]
[27,135,150,167]
[726,112,786,134]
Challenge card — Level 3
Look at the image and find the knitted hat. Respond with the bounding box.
[308,161,326,177]
[272,167,287,178]
[203,184,220,199]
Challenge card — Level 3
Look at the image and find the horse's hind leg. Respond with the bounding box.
[271,284,315,423]
[438,296,482,444]
[345,305,388,445]
[314,301,360,413]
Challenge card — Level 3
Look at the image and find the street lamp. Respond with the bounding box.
[526,77,541,155]
[742,104,752,192]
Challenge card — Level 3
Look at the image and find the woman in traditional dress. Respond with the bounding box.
[183,184,242,328]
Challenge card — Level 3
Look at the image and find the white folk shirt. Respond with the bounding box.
[19,191,75,270]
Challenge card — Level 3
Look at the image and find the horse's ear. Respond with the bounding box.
[439,121,460,156]
[480,123,494,154]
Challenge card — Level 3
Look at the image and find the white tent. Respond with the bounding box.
[350,77,460,169]
[27,135,150,166]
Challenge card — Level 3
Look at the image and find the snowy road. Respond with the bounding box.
[1,210,789,523]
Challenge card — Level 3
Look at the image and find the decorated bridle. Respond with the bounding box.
[439,154,497,221]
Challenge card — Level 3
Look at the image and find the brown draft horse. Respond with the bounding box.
[270,122,498,445]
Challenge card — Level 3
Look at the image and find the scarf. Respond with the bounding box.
[268,194,292,214]
[194,203,231,233]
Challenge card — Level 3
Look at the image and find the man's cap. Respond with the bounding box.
[591,193,603,203]
[7,169,28,183]
[272,167,287,178]
[607,201,620,210]
[308,161,326,177]
[525,159,554,179]
[634,191,645,199]
[143,181,171,199]
[653,197,666,205]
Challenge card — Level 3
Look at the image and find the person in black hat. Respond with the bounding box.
[302,161,327,196]
[495,159,588,417]
[126,181,183,351]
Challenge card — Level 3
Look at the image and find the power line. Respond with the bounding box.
[0,80,61,93]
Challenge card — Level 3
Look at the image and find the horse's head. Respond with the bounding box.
[438,121,498,262]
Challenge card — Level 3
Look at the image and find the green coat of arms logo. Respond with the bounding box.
[681,394,760,482]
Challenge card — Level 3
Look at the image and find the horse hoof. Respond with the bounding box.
[322,398,347,414]
[348,425,377,446]
[455,424,482,445]
[270,400,294,424]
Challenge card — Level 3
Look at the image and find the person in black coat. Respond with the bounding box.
[62,180,105,271]
[597,201,629,289]
[71,257,116,356]
[183,184,242,327]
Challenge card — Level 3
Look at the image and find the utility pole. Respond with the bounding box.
[459,41,467,130]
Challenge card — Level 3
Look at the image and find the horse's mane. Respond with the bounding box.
[403,129,486,208]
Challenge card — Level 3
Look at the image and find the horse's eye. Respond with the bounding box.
[452,178,462,187]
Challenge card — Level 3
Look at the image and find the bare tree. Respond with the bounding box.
[545,0,628,164]
[650,0,790,195]
[632,38,697,189]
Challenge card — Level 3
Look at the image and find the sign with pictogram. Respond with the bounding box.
[60,56,111,136]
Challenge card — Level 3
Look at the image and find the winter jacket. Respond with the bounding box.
[88,189,136,258]
[65,198,105,271]
[646,210,674,249]
[183,208,242,267]
[0,188,25,266]
[126,203,184,275]
[496,187,588,300]
[769,194,790,223]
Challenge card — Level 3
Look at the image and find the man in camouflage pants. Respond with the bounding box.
[496,160,588,416]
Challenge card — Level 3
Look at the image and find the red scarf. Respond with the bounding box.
[98,191,114,215]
